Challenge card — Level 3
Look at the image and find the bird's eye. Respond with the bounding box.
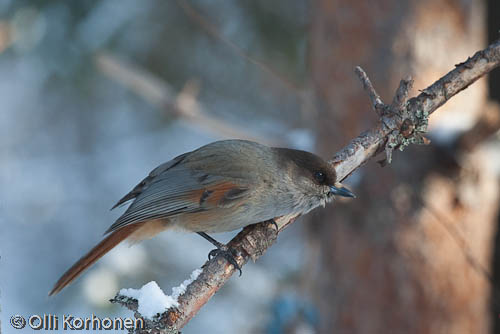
[314,171,326,184]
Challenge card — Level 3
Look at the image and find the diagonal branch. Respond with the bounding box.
[174,0,304,97]
[111,39,500,333]
[354,66,386,116]
[95,52,284,146]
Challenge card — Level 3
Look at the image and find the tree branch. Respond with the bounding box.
[174,0,304,97]
[354,66,386,116]
[95,52,284,146]
[112,39,500,333]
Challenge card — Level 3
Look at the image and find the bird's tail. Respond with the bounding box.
[49,222,144,296]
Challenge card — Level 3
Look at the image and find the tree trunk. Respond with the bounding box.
[307,1,498,333]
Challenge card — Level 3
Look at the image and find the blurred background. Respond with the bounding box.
[1,0,499,333]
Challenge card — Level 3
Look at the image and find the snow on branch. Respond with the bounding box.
[111,39,500,333]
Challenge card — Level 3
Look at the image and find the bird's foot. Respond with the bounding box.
[208,246,242,276]
[268,219,279,231]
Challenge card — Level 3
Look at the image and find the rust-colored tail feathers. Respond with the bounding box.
[49,223,144,296]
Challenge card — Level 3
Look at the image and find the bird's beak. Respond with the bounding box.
[330,183,356,198]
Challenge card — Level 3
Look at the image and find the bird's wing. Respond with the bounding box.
[105,163,250,234]
[110,152,190,210]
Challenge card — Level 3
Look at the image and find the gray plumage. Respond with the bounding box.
[107,140,337,234]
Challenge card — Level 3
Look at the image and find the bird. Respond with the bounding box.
[49,139,355,296]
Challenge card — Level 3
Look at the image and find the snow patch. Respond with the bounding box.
[171,268,202,300]
[119,268,203,319]
[120,282,177,319]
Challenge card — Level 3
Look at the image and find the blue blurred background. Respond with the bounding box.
[0,1,315,333]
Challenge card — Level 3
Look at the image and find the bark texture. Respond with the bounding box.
[308,1,498,333]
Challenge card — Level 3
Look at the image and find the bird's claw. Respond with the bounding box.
[268,219,279,231]
[208,247,242,276]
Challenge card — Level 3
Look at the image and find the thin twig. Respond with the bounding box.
[175,0,304,98]
[333,40,500,181]
[354,66,385,116]
[391,76,414,112]
[422,200,500,313]
[424,204,493,282]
